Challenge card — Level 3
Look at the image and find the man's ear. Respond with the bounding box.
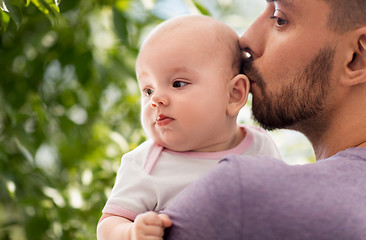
[227,74,250,117]
[344,28,366,86]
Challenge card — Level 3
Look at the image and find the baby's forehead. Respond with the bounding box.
[149,16,236,42]
[144,18,237,51]
[137,16,240,71]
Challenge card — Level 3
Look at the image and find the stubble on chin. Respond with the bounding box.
[242,47,335,132]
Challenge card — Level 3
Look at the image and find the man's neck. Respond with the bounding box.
[309,119,366,160]
[356,141,366,148]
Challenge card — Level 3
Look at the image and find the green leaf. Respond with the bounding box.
[59,0,79,12]
[30,0,59,15]
[192,1,210,16]
[0,9,10,32]
[40,0,59,13]
[3,0,23,29]
[0,0,8,11]
[30,0,60,25]
[112,7,129,45]
[115,0,131,12]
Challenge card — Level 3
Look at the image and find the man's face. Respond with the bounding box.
[239,0,339,131]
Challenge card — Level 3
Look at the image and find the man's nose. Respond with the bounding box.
[239,12,268,60]
[150,91,168,107]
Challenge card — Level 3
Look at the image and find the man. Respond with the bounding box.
[162,0,366,239]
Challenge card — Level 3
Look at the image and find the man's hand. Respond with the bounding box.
[131,212,172,240]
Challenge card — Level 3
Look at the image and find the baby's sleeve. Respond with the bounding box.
[102,151,158,221]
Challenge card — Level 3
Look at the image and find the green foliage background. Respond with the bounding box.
[0,0,314,239]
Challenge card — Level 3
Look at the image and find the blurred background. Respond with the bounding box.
[0,0,314,239]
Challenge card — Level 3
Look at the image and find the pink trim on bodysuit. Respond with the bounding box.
[165,126,254,159]
[103,203,138,221]
[144,126,254,174]
[144,144,163,174]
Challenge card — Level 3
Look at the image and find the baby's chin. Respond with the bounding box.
[158,144,191,152]
[153,138,193,152]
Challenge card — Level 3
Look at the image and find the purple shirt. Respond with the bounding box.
[163,148,366,240]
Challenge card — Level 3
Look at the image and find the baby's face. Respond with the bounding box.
[136,26,237,152]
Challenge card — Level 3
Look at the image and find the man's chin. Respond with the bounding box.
[252,111,289,131]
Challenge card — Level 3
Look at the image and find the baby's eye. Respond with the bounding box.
[143,88,154,96]
[172,81,188,88]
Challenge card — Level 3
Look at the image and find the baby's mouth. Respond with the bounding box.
[156,114,174,126]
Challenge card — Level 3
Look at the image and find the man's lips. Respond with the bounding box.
[155,114,174,126]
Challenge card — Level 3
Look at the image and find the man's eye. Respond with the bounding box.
[270,16,288,26]
[144,88,154,96]
[172,81,188,88]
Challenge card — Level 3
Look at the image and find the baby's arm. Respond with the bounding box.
[97,212,172,240]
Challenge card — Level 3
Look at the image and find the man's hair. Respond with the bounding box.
[323,0,366,33]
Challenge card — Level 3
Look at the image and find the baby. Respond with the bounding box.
[97,15,281,240]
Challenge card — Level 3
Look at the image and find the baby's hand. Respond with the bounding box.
[131,211,172,240]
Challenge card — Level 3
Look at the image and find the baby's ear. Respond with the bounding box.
[227,74,250,117]
[344,30,366,86]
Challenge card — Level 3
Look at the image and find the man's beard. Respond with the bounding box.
[243,47,335,131]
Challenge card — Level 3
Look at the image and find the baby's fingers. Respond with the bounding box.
[133,212,165,239]
[137,211,163,226]
[158,214,172,228]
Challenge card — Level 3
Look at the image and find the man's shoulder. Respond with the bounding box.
[163,148,366,240]
[217,150,366,239]
[222,147,366,177]
[219,154,287,177]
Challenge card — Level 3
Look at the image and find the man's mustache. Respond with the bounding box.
[240,56,266,92]
[241,55,254,75]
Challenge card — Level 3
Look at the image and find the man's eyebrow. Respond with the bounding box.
[266,0,292,3]
[266,0,294,6]
[265,0,299,14]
